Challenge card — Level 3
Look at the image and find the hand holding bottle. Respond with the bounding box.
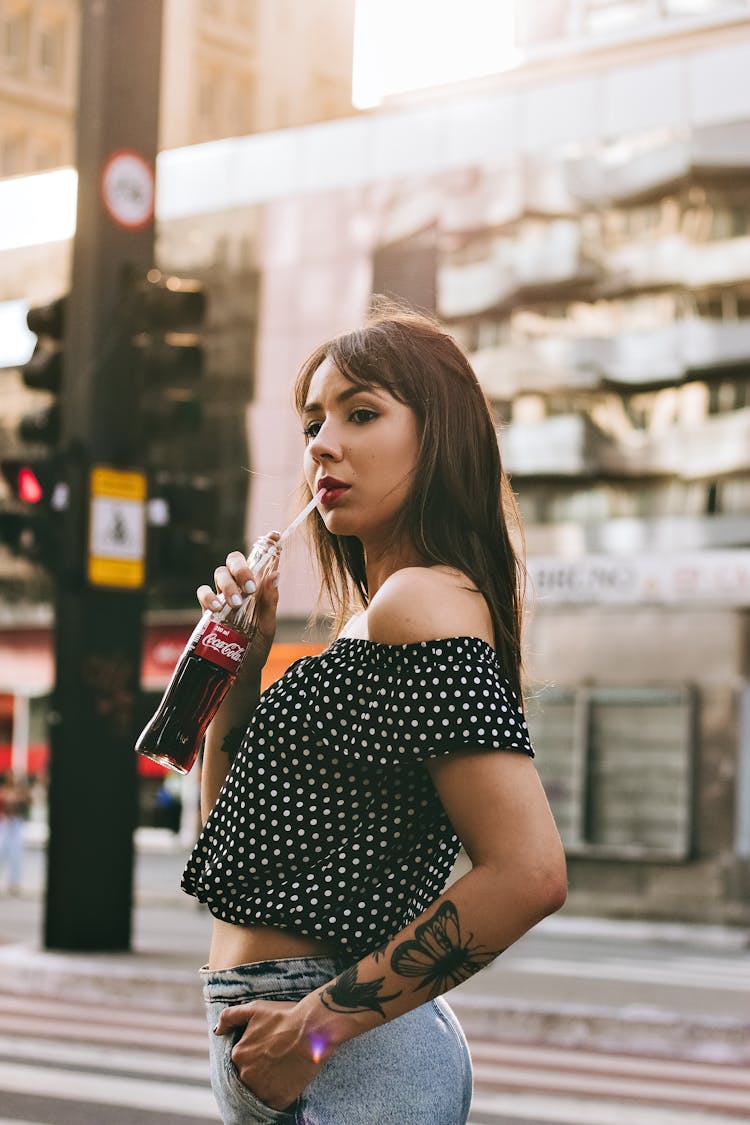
[196,532,282,679]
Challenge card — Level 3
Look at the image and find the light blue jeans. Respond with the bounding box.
[202,956,473,1124]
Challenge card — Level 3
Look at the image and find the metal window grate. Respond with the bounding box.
[529,683,695,859]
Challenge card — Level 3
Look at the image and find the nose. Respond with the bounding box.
[307,419,342,463]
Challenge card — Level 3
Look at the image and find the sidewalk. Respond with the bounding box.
[1,838,749,1064]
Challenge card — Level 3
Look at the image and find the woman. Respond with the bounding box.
[182,305,567,1124]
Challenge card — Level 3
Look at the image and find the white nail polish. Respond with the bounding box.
[230,594,243,607]
[244,580,256,594]
[210,598,222,611]
[271,574,280,588]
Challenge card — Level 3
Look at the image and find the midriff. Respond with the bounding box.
[208,918,343,970]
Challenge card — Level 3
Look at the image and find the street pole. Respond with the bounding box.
[44,0,164,951]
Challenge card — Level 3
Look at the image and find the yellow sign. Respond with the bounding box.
[88,466,147,589]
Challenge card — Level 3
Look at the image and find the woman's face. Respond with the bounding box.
[302,358,421,547]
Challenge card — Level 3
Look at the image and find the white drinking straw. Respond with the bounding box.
[216,488,325,622]
[251,488,326,574]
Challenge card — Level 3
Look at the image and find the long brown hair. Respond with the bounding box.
[293,300,526,696]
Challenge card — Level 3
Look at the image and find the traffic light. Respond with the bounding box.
[21,296,65,444]
[0,456,65,565]
[131,269,206,440]
[147,470,218,596]
[0,296,67,568]
[127,269,215,596]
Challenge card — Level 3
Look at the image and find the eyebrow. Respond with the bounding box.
[301,383,384,416]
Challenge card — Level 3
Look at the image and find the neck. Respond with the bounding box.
[363,537,425,599]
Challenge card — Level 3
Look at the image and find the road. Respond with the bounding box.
[0,837,747,1124]
[0,989,218,1125]
[0,990,748,1125]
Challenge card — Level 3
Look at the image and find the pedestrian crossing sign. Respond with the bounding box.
[88,465,147,589]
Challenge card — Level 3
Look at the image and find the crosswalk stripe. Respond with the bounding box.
[0,1118,50,1125]
[469,1040,750,1089]
[471,1061,750,1115]
[0,992,203,1032]
[0,1060,218,1119]
[501,956,750,991]
[468,1089,744,1125]
[0,1034,210,1083]
[0,1012,208,1053]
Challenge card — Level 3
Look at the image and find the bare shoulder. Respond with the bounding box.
[366,566,493,646]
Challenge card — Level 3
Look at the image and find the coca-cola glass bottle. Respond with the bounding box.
[135,536,280,774]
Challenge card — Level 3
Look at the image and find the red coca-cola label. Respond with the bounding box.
[194,620,249,673]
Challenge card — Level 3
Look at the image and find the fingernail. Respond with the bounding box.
[271,575,280,588]
[210,598,222,611]
[230,594,243,607]
[213,1022,220,1035]
[244,580,256,594]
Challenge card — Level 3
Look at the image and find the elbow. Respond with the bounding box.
[542,862,568,917]
[527,847,568,922]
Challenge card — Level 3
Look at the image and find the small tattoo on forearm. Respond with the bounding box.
[369,940,389,963]
[220,726,245,762]
[390,900,502,999]
[320,964,402,1018]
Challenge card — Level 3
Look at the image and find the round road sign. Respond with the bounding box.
[101,149,155,230]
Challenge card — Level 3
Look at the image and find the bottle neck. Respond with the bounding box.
[219,538,282,632]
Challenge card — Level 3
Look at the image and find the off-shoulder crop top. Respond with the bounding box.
[181,636,534,960]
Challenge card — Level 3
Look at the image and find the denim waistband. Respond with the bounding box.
[200,956,347,1004]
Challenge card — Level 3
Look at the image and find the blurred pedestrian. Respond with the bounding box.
[155,777,182,833]
[0,773,31,894]
[181,303,567,1123]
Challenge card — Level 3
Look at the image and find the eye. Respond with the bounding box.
[303,420,322,440]
[350,408,378,425]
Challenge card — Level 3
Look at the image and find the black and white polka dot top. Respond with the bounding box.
[181,635,534,960]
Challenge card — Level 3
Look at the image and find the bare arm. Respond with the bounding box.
[196,541,281,822]
[200,661,262,822]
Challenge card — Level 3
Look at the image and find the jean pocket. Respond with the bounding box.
[222,1034,298,1123]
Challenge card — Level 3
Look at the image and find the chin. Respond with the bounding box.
[321,512,358,537]
[323,506,376,540]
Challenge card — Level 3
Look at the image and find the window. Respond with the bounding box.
[36,20,65,83]
[583,0,656,35]
[528,684,695,859]
[32,135,62,172]
[526,688,582,843]
[373,238,438,315]
[0,132,27,176]
[197,69,220,134]
[2,6,30,72]
[235,0,257,28]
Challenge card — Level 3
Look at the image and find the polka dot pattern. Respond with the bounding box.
[181,636,533,959]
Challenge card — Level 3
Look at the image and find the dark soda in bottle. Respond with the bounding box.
[135,537,278,773]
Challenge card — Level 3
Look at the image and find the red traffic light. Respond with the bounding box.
[18,466,44,504]
[1,460,46,505]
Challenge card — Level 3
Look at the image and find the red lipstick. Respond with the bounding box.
[318,476,350,506]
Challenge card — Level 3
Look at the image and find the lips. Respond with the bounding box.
[317,476,351,506]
